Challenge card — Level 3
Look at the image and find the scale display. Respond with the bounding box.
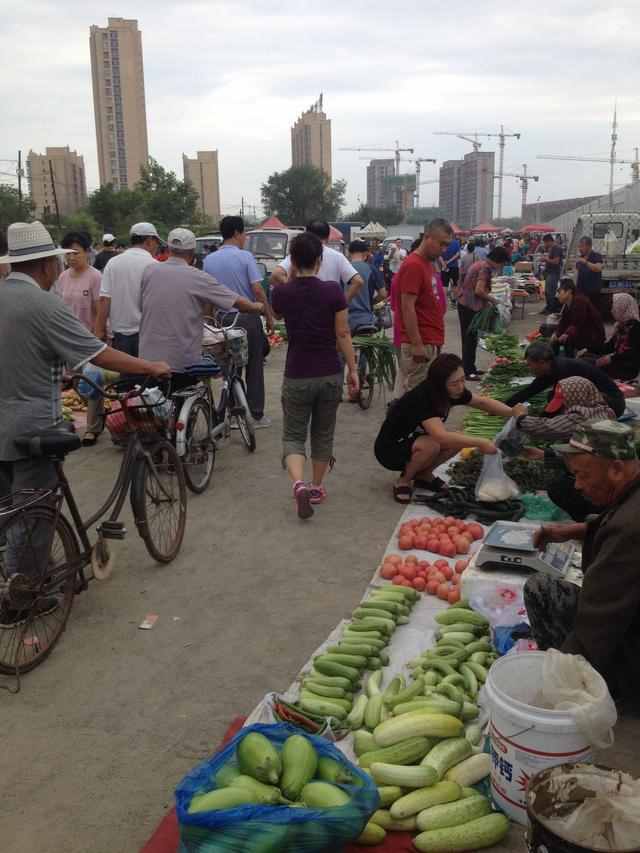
[475,521,577,580]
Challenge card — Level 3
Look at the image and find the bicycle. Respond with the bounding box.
[0,378,187,685]
[351,323,380,410]
[203,311,256,453]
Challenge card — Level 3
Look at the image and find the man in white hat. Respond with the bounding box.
[0,221,170,503]
[139,227,264,373]
[93,233,117,272]
[95,222,161,357]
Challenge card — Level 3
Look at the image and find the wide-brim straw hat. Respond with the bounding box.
[0,221,74,264]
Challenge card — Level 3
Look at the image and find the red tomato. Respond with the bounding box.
[418,560,430,571]
[450,572,460,585]
[434,559,449,569]
[399,536,414,550]
[414,536,428,551]
[401,578,413,587]
[392,574,404,585]
[400,563,418,581]
[388,554,403,565]
[381,563,396,579]
[405,555,418,565]
[437,582,451,600]
[413,576,426,591]
[468,523,484,541]
[446,526,459,538]
[440,565,453,580]
[454,537,470,555]
[426,579,439,595]
[426,537,440,553]
[441,542,456,558]
[430,571,445,584]
[448,586,461,604]
[444,516,456,526]
[455,559,470,574]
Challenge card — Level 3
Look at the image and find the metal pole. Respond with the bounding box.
[49,159,61,233]
[17,150,22,204]
[394,141,400,177]
[609,106,617,208]
[415,161,421,207]
[497,125,505,220]
[520,164,528,218]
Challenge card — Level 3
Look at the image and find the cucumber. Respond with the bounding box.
[313,658,360,682]
[215,764,241,787]
[351,616,395,635]
[393,697,461,718]
[439,623,486,635]
[358,736,433,768]
[396,615,410,625]
[353,606,398,622]
[369,809,417,831]
[316,756,357,786]
[188,787,260,813]
[356,822,386,845]
[434,609,489,627]
[464,638,492,654]
[300,690,352,712]
[423,669,441,687]
[459,664,479,698]
[434,682,465,704]
[390,781,461,819]
[230,774,288,804]
[461,701,480,721]
[346,694,368,729]
[464,723,483,746]
[373,713,463,747]
[359,599,403,615]
[438,631,476,645]
[377,785,403,807]
[327,643,377,657]
[416,808,503,849]
[301,781,350,808]
[448,598,472,609]
[440,673,465,687]
[382,675,405,703]
[316,652,368,669]
[298,695,347,720]
[464,660,488,684]
[342,633,386,650]
[420,738,472,779]
[364,694,384,730]
[237,732,282,785]
[353,729,376,757]
[307,670,354,690]
[378,650,390,666]
[368,656,383,670]
[366,670,384,697]
[370,762,439,788]
[444,753,491,786]
[416,795,491,831]
[384,675,425,708]
[279,735,318,801]
[302,680,348,699]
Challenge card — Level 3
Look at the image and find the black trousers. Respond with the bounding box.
[457,304,478,376]
[236,314,265,420]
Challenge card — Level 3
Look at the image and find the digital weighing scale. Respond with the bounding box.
[474,520,577,580]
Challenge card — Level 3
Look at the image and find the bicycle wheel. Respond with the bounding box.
[232,379,256,453]
[0,507,78,675]
[357,351,375,411]
[131,439,187,563]
[183,399,215,494]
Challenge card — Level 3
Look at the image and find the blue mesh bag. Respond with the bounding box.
[175,723,379,852]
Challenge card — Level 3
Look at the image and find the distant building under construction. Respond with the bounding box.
[439,151,494,228]
[27,146,87,219]
[291,95,332,180]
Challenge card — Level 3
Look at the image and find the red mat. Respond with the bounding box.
[140,717,413,853]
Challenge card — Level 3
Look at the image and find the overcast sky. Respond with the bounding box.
[2,0,639,219]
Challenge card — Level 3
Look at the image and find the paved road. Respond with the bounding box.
[2,302,636,853]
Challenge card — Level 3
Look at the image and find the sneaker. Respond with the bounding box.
[293,482,314,520]
[252,416,272,429]
[0,595,59,629]
[308,484,327,505]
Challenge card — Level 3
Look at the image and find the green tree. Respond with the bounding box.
[343,204,403,227]
[405,206,445,226]
[61,210,101,242]
[261,166,346,224]
[137,158,199,234]
[0,184,34,231]
[87,183,143,240]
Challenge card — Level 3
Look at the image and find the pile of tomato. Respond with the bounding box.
[380,554,470,602]
[397,516,484,558]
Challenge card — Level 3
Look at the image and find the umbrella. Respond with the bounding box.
[260,215,286,229]
[357,221,387,239]
[521,223,555,234]
[450,223,465,235]
[471,222,500,234]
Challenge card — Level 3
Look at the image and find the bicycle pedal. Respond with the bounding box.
[97,521,127,540]
[230,405,245,417]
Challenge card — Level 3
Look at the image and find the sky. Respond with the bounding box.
[1,0,639,220]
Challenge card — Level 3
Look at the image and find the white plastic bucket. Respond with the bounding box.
[484,652,592,825]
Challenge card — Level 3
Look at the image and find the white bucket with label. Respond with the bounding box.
[484,651,592,825]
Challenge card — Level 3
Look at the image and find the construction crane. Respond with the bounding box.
[432,126,521,218]
[409,157,437,207]
[340,140,414,176]
[499,164,539,218]
[537,108,639,207]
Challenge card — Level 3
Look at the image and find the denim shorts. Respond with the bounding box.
[281,374,342,461]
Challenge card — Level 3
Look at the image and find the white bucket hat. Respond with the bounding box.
[0,221,73,264]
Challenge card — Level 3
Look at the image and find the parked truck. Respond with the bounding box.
[564,212,640,295]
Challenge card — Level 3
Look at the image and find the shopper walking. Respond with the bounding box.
[93,233,117,272]
[95,222,160,358]
[271,233,358,520]
[456,246,509,381]
[204,216,274,428]
[575,236,604,314]
[441,234,460,301]
[540,233,563,314]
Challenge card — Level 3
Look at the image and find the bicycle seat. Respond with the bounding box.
[14,426,81,458]
[352,324,378,336]
[181,358,222,378]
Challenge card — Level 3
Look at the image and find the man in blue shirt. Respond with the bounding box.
[204,217,274,427]
[441,236,461,299]
[347,240,387,332]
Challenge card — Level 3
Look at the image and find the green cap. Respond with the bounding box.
[553,418,637,460]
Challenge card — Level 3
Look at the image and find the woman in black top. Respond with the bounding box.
[375,353,525,502]
[594,292,640,381]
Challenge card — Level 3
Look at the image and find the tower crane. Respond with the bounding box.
[432,126,521,219]
[340,140,414,176]
[537,108,639,207]
[409,157,437,207]
[498,164,539,218]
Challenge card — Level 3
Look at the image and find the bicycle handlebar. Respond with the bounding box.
[203,308,240,332]
[71,373,158,401]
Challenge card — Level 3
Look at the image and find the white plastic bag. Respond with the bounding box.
[475,450,520,502]
[541,649,618,748]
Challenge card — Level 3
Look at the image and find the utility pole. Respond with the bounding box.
[48,159,61,233]
[17,150,23,204]
[609,105,618,208]
[496,125,521,219]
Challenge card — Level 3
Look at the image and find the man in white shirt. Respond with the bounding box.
[270,221,363,301]
[387,238,407,277]
[95,222,160,356]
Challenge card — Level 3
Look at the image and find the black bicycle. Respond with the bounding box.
[0,378,187,685]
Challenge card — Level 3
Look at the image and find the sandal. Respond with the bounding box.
[82,431,99,447]
[414,476,448,493]
[393,483,413,504]
[293,481,314,520]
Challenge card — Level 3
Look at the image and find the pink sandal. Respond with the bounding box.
[293,481,314,520]
[308,484,327,505]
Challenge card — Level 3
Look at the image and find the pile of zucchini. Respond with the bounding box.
[351,602,508,850]
[295,586,419,723]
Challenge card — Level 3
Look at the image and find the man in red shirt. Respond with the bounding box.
[397,219,453,389]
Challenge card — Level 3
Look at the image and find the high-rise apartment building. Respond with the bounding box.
[366,159,395,208]
[291,95,332,180]
[438,151,495,228]
[26,147,87,218]
[183,151,221,225]
[90,18,149,190]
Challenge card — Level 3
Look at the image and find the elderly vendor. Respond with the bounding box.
[524,420,640,706]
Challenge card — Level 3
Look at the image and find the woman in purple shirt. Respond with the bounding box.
[271,233,359,519]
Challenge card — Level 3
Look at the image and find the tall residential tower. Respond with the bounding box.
[291,95,332,180]
[89,18,149,190]
[438,151,495,228]
[183,151,221,225]
[27,147,87,218]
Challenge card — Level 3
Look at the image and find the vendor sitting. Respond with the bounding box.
[589,292,640,381]
[505,341,625,417]
[374,352,525,503]
[524,420,640,707]
[516,377,615,521]
[551,278,605,357]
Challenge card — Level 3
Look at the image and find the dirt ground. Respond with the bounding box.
[1,301,637,853]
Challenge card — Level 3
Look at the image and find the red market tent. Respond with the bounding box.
[328,225,344,242]
[450,223,465,235]
[521,223,555,234]
[471,222,500,234]
[260,215,286,229]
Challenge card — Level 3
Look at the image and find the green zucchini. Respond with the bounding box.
[384,675,425,708]
[364,694,384,730]
[313,658,360,681]
[366,670,383,697]
[307,670,354,690]
[353,606,398,622]
[302,680,349,700]
[316,756,357,785]
[353,729,376,756]
[434,609,488,627]
[358,736,433,768]
[390,781,461,819]
[298,695,347,720]
[230,774,289,804]
[346,694,368,729]
[300,690,352,712]
[237,732,282,785]
[316,652,368,669]
[188,787,260,813]
[420,738,472,779]
[300,781,350,808]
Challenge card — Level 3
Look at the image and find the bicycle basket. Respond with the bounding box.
[202,324,226,360]
[226,328,248,368]
[105,389,171,436]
